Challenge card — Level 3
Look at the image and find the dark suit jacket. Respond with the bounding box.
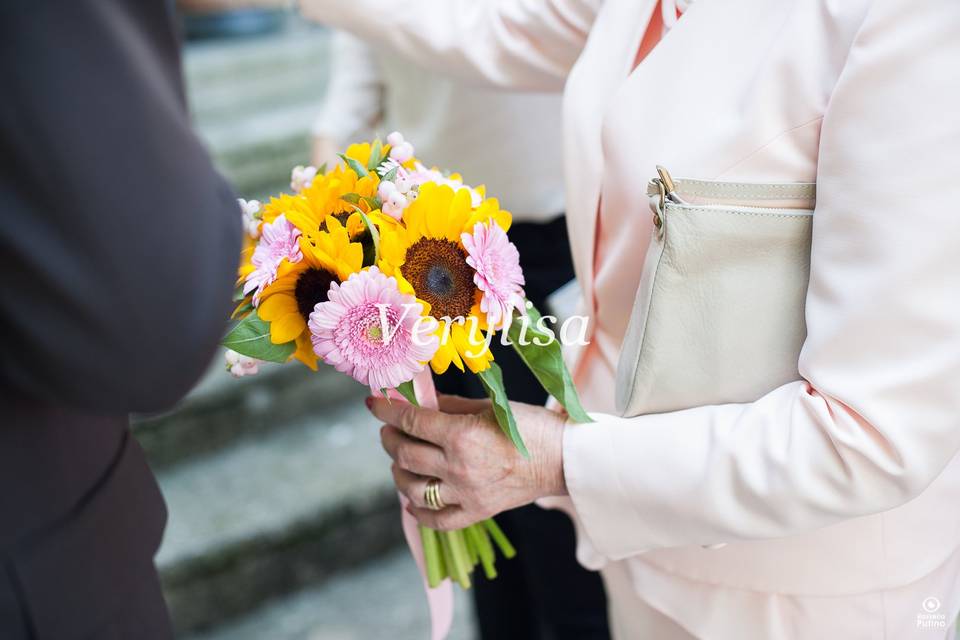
[0,1,242,637]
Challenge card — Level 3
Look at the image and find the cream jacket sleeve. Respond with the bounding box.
[298,0,600,90]
[564,0,960,559]
[311,32,383,145]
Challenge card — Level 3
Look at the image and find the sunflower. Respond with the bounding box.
[256,218,364,369]
[377,182,512,374]
[292,166,377,234]
[260,192,315,226]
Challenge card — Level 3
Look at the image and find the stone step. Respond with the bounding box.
[183,549,477,640]
[133,355,360,469]
[184,15,329,126]
[153,393,406,635]
[183,14,329,199]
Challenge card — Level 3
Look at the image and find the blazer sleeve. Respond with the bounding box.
[298,0,600,91]
[0,1,242,414]
[562,0,960,559]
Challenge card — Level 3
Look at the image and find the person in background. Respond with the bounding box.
[311,31,609,640]
[0,2,242,637]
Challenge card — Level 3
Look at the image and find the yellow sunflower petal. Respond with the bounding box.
[379,226,409,268]
[451,322,492,373]
[345,142,372,167]
[346,212,366,237]
[430,342,452,374]
[258,292,298,320]
[293,333,318,370]
[424,185,454,239]
[269,311,306,344]
[447,187,473,241]
[393,271,416,295]
[402,196,426,243]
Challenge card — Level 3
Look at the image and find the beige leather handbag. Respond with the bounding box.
[615,167,817,418]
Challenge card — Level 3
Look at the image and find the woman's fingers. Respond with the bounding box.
[437,393,491,415]
[368,396,449,446]
[392,465,461,510]
[380,425,446,477]
[406,504,474,532]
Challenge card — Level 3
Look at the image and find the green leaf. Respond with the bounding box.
[380,165,399,183]
[395,380,420,406]
[232,285,246,303]
[367,139,386,171]
[339,153,369,178]
[317,162,328,175]
[351,205,381,265]
[231,300,254,319]
[340,192,361,205]
[507,303,593,423]
[477,362,529,457]
[222,313,296,364]
[361,195,382,211]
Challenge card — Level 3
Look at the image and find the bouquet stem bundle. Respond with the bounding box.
[421,520,515,588]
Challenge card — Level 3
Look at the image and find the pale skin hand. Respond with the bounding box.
[368,394,569,531]
[311,136,341,170]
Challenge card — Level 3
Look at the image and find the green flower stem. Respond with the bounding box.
[439,530,458,586]
[419,520,515,589]
[420,525,445,588]
[484,518,517,559]
[464,525,480,567]
[446,530,473,589]
[468,523,497,580]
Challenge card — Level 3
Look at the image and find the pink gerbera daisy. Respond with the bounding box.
[462,222,526,330]
[308,267,440,390]
[244,214,303,304]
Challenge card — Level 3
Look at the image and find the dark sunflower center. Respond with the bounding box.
[401,238,476,320]
[426,265,455,297]
[294,267,339,321]
[331,212,352,226]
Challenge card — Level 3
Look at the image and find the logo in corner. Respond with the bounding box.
[917,596,946,631]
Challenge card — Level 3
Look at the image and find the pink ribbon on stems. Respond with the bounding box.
[385,370,454,640]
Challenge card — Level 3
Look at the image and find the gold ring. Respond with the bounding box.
[424,478,445,511]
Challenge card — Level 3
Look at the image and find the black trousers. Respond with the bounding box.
[434,216,610,640]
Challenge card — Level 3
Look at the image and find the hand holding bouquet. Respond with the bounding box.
[224,133,591,588]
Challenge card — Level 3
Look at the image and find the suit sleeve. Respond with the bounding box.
[561,0,960,558]
[0,1,242,413]
[298,0,600,91]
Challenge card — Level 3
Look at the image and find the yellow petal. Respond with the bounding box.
[346,212,366,237]
[258,293,298,320]
[340,243,364,277]
[394,271,416,296]
[425,185,454,239]
[430,343,452,375]
[447,187,473,241]
[451,323,491,373]
[380,227,409,267]
[270,311,306,344]
[294,333,318,370]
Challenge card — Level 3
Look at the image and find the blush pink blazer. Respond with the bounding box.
[300,0,960,636]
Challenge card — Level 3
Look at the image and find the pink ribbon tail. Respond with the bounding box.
[386,371,454,640]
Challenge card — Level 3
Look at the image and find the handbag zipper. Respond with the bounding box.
[646,166,816,229]
[649,166,678,229]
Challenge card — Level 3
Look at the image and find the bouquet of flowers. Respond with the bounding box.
[223,133,591,589]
